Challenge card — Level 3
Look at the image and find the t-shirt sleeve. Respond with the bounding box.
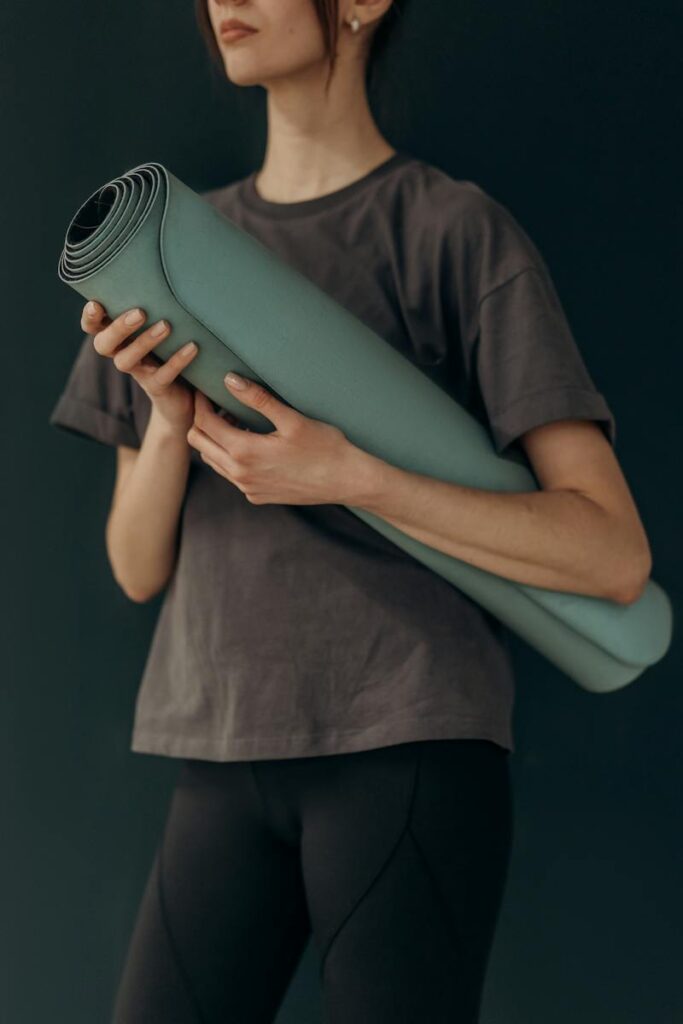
[473,264,617,456]
[48,332,141,449]
[449,185,617,457]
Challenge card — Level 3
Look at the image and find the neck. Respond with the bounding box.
[254,62,395,203]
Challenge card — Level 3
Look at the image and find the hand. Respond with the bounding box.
[186,372,363,506]
[80,300,200,436]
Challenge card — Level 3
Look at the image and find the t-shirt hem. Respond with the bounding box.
[489,384,617,455]
[130,714,514,761]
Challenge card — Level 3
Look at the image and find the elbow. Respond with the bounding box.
[610,577,648,606]
[114,574,166,604]
[124,586,155,604]
[108,552,174,604]
[109,565,152,603]
[608,544,653,606]
[122,579,168,604]
[115,576,152,603]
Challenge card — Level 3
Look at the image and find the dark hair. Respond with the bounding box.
[194,0,404,94]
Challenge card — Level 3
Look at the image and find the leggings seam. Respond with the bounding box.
[318,742,425,981]
[405,825,462,959]
[157,826,209,1024]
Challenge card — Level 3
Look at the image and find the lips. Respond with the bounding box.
[221,29,256,41]
[219,19,256,34]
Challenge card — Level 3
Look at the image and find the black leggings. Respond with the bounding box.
[111,738,514,1024]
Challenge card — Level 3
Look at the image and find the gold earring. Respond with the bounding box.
[349,15,360,33]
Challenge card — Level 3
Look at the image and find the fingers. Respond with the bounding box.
[142,341,199,389]
[91,305,153,358]
[80,299,111,334]
[111,316,171,371]
[82,300,199,383]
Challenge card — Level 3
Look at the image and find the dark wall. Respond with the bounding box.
[2,0,680,1021]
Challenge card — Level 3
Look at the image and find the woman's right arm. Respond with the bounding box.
[105,418,192,602]
[80,299,203,602]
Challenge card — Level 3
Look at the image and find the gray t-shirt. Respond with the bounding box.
[48,151,617,760]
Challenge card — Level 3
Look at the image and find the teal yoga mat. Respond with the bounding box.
[57,161,673,692]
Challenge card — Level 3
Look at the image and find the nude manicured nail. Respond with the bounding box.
[124,308,144,325]
[151,320,169,337]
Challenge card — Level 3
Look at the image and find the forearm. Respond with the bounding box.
[347,448,643,603]
[105,407,192,601]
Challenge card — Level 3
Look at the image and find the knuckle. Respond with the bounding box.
[232,450,250,471]
[93,325,118,357]
[251,386,270,410]
[92,332,112,357]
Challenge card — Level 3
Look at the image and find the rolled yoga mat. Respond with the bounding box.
[56,161,673,693]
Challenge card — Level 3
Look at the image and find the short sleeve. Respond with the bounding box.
[48,332,141,449]
[471,265,617,457]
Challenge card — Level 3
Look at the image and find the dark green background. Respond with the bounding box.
[2,0,680,1021]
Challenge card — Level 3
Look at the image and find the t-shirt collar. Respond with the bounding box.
[237,150,411,219]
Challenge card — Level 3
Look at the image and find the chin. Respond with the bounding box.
[222,50,316,90]
[220,56,268,87]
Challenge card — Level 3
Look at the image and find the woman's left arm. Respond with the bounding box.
[190,377,651,606]
[347,416,652,606]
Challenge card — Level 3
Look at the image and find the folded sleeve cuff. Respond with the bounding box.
[48,394,140,449]
[487,385,617,456]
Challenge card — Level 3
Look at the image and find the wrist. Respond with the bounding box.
[341,443,394,509]
[147,404,192,448]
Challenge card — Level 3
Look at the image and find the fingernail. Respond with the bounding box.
[225,372,246,390]
[124,308,144,325]
[151,319,169,337]
[86,300,98,316]
[182,341,197,354]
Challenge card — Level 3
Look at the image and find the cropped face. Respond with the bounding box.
[207,0,334,88]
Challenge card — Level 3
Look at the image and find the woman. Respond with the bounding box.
[49,1,652,1021]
